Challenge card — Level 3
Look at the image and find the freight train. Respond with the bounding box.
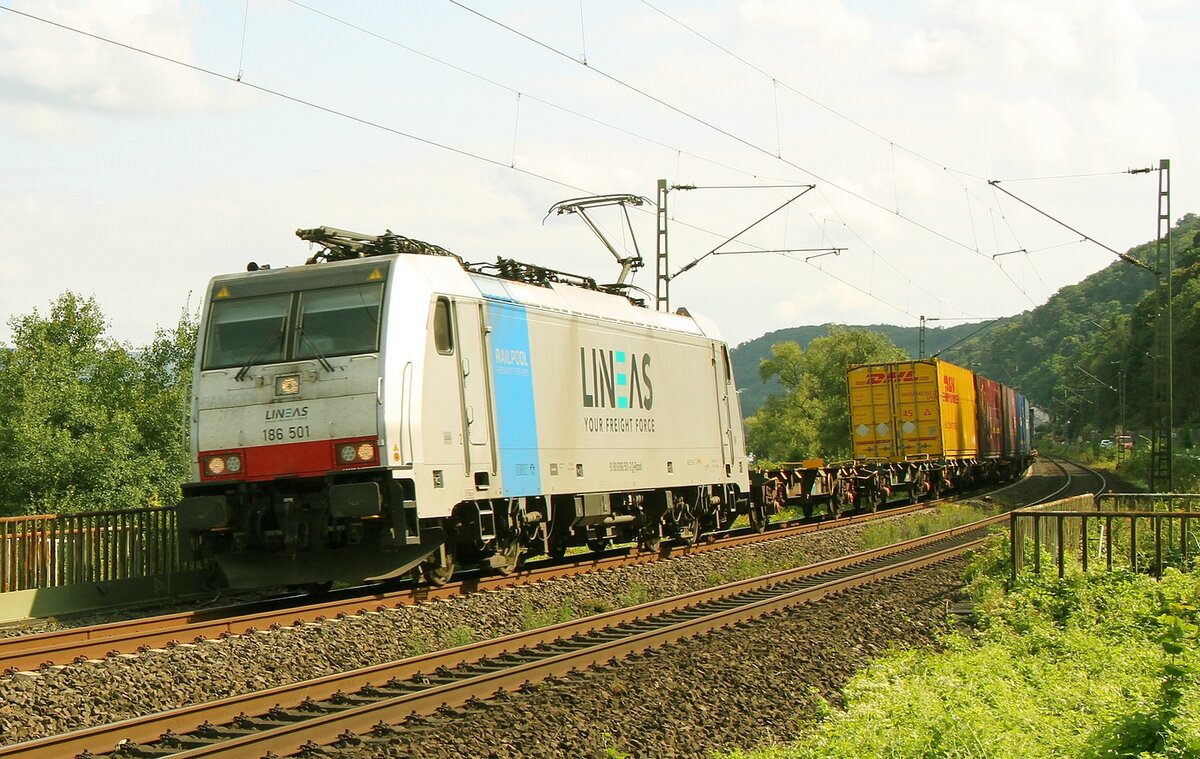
[176,225,1034,590]
[177,227,752,588]
[750,358,1036,517]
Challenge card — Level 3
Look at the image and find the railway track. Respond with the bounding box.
[1,515,1003,759]
[0,456,1087,677]
[0,499,939,675]
[0,456,1092,756]
[1035,456,1109,502]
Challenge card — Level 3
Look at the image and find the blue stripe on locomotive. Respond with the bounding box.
[486,300,542,496]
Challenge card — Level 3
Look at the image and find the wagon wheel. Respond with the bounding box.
[587,537,611,553]
[638,528,662,553]
[422,545,456,587]
[491,538,522,576]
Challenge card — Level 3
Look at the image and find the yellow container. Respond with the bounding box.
[847,359,979,462]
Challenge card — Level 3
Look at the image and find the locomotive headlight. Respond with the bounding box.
[203,452,245,478]
[334,439,377,467]
[275,374,301,396]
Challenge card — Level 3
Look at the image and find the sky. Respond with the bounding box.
[0,0,1196,349]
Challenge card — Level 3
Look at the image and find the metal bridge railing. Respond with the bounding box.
[1010,493,1200,583]
[0,506,198,593]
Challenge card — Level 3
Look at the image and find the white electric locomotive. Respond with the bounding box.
[178,227,751,588]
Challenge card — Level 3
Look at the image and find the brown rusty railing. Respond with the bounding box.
[1010,493,1200,583]
[0,506,198,592]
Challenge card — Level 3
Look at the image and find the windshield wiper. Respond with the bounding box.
[235,327,285,381]
[296,327,334,373]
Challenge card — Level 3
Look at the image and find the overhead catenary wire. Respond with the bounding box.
[287,0,983,321]
[284,0,789,188]
[282,1,968,322]
[444,1,997,259]
[443,0,1054,318]
[0,3,598,198]
[0,1,788,276]
[2,2,1000,325]
[629,1,1145,310]
[636,0,991,183]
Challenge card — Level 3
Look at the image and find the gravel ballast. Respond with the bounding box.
[0,461,1067,751]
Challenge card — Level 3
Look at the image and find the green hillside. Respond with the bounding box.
[732,212,1200,444]
[731,321,1004,417]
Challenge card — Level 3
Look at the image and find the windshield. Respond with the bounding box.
[204,293,290,370]
[203,282,385,371]
[295,283,383,360]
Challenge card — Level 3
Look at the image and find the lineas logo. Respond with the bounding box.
[580,347,654,410]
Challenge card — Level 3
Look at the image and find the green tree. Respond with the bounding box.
[747,327,907,463]
[0,293,197,514]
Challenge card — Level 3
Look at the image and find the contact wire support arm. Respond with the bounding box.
[670,186,814,280]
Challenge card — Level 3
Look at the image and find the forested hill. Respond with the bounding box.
[943,213,1200,436]
[730,320,1004,416]
[731,212,1200,435]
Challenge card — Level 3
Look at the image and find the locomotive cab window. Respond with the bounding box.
[294,283,384,360]
[203,294,291,370]
[203,282,385,371]
[433,297,454,354]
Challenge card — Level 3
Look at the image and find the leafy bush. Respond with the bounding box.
[727,536,1200,758]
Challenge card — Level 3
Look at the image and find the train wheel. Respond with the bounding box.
[638,531,661,553]
[492,539,522,575]
[422,546,456,587]
[587,538,611,553]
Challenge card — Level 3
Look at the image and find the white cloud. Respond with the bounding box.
[894,27,968,75]
[0,0,219,134]
[737,0,872,56]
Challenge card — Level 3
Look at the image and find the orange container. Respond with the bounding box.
[847,358,979,462]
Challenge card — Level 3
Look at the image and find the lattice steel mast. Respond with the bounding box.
[1149,159,1174,492]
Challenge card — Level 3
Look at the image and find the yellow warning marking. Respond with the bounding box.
[215,286,231,298]
[368,268,383,281]
[391,444,401,463]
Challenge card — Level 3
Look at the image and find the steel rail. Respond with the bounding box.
[1,457,1051,676]
[0,520,997,758]
[0,499,939,673]
[1030,456,1108,506]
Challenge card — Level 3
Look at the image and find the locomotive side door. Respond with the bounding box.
[712,342,734,474]
[453,299,497,485]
